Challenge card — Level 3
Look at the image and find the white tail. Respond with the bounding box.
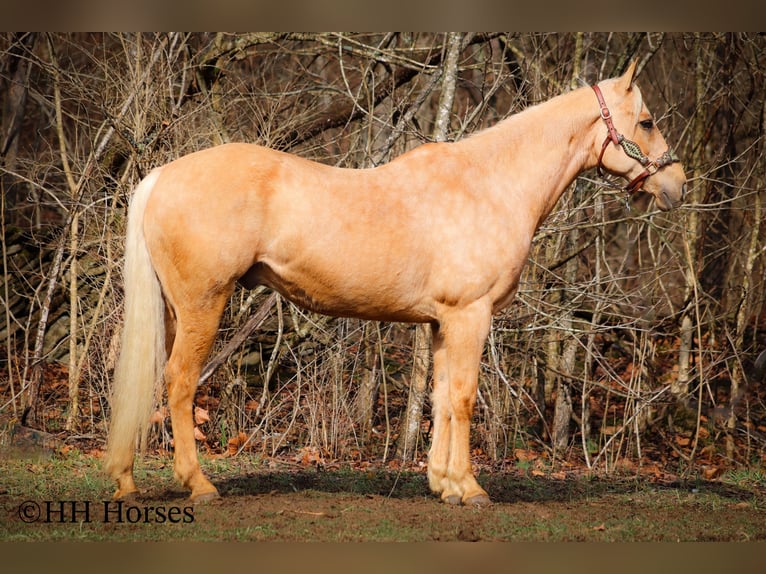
[104,169,166,476]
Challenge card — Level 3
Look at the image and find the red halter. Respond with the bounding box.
[592,84,679,194]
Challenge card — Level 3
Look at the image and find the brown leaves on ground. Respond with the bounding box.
[227,432,249,456]
[514,448,538,462]
[150,405,210,442]
[194,406,210,425]
[295,446,322,466]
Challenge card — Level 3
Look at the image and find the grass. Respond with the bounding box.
[2,449,766,541]
[722,467,766,488]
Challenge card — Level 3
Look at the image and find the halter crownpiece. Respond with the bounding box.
[592,84,680,194]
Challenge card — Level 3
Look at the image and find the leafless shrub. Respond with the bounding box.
[2,33,764,475]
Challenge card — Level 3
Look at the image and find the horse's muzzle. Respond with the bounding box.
[657,182,686,211]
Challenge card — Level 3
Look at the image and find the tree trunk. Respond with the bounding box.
[353,321,380,441]
[1,33,36,170]
[1,33,36,417]
[550,47,587,456]
[552,377,574,452]
[674,33,706,404]
[724,85,763,461]
[396,323,431,461]
[551,215,580,455]
[47,33,83,433]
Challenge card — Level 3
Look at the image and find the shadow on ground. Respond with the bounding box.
[178,468,764,506]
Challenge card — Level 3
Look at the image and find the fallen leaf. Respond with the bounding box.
[640,464,662,478]
[702,465,723,480]
[194,406,210,425]
[296,446,322,466]
[193,426,206,441]
[227,432,248,455]
[675,435,691,447]
[514,448,538,462]
[593,523,606,531]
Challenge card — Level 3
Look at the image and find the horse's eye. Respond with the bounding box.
[639,118,654,130]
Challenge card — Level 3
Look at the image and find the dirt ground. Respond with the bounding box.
[2,413,765,542]
[5,451,764,542]
[179,467,766,542]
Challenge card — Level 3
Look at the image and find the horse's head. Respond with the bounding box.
[593,60,687,211]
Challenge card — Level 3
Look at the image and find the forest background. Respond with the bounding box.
[2,32,765,481]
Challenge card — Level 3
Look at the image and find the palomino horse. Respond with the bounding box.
[105,60,686,506]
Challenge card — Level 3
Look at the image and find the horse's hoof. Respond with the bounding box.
[464,493,492,507]
[190,490,220,504]
[442,494,463,506]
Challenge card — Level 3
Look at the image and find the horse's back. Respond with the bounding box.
[141,140,524,322]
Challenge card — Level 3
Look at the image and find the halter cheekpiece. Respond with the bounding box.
[592,84,679,195]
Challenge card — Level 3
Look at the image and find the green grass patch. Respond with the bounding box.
[3,451,766,541]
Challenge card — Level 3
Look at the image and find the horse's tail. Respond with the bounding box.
[105,169,166,476]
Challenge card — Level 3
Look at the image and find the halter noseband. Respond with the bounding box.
[592,84,679,194]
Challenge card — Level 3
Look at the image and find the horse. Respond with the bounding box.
[105,60,686,506]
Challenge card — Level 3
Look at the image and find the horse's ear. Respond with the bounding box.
[617,59,639,92]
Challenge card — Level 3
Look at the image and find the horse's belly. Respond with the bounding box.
[238,261,433,323]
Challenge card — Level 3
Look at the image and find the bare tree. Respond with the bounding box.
[2,33,765,477]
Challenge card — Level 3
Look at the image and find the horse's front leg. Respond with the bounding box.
[428,300,492,506]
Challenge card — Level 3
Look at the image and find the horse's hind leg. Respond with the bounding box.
[428,301,492,506]
[164,289,231,502]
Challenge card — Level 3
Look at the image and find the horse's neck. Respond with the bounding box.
[464,86,599,231]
